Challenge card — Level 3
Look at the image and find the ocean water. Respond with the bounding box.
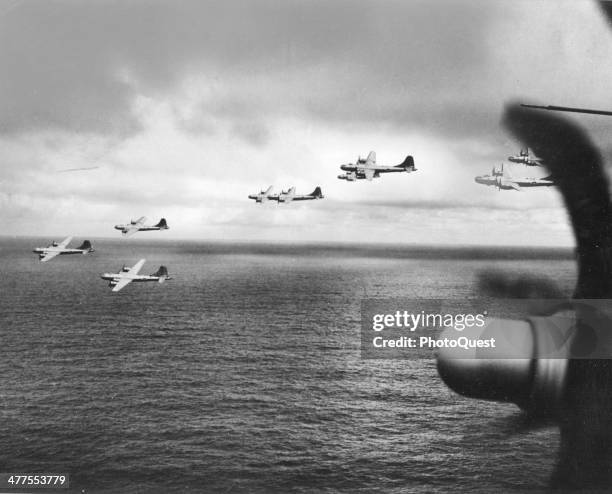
[0,238,577,493]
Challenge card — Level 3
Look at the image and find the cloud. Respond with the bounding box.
[0,0,609,245]
[2,0,610,145]
[0,0,513,137]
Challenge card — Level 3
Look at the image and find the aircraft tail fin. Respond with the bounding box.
[77,240,94,252]
[396,155,416,171]
[366,151,376,164]
[155,218,169,229]
[152,266,170,280]
[310,186,323,198]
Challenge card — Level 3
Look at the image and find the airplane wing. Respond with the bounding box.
[365,168,375,181]
[128,259,146,274]
[122,226,140,237]
[58,236,73,248]
[111,259,145,291]
[39,250,61,263]
[123,217,147,236]
[502,167,521,190]
[112,278,133,292]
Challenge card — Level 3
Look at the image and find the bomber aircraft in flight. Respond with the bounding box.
[338,151,417,181]
[114,217,169,237]
[33,237,94,262]
[248,185,274,203]
[474,164,554,191]
[269,186,324,203]
[508,148,544,167]
[101,259,172,292]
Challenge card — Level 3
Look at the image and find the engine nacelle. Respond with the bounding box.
[338,172,357,181]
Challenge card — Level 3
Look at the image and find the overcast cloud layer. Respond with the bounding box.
[2,0,612,245]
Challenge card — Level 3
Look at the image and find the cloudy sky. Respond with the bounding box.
[2,0,612,246]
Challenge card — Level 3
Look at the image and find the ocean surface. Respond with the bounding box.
[0,238,578,493]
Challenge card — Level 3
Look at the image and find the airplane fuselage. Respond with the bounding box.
[33,247,92,256]
[114,225,165,233]
[338,166,410,181]
[278,194,323,202]
[340,164,408,173]
[508,156,542,166]
[100,273,165,283]
[474,175,554,190]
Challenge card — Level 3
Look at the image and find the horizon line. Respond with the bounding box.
[1,234,575,251]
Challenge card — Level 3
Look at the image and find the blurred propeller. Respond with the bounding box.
[503,102,612,488]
